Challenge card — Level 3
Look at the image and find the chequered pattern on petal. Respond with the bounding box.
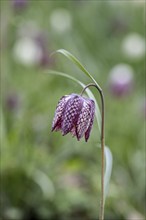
[62,95,83,135]
[70,126,76,137]
[85,100,95,142]
[52,95,69,131]
[76,101,91,140]
[52,93,95,142]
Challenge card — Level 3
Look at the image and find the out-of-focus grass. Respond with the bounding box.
[1,1,145,220]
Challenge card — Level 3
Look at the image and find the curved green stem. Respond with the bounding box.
[81,83,105,220]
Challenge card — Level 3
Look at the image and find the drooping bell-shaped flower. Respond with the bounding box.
[52,94,95,142]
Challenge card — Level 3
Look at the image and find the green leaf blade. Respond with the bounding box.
[104,146,113,201]
[53,49,101,89]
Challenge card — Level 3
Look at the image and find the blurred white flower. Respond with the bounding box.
[15,22,52,68]
[13,37,42,66]
[122,33,145,60]
[108,64,134,97]
[5,207,23,220]
[50,8,72,33]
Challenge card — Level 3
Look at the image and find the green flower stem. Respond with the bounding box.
[81,83,105,220]
[49,49,111,220]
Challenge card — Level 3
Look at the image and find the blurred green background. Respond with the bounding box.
[1,0,145,220]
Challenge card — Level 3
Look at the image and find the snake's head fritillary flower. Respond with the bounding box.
[52,94,95,142]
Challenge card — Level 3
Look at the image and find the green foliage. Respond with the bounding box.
[1,1,145,220]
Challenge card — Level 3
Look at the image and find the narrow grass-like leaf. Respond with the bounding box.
[52,49,101,90]
[104,146,113,200]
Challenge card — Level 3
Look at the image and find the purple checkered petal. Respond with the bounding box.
[76,100,91,141]
[70,126,76,137]
[85,100,95,142]
[61,95,83,136]
[52,95,70,131]
[52,93,95,142]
